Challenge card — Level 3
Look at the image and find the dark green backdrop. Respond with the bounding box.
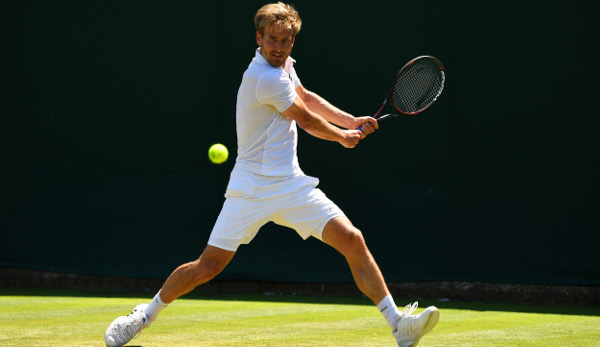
[1,0,599,286]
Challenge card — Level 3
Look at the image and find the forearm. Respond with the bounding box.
[302,90,358,129]
[299,113,360,149]
[284,101,346,142]
[281,96,360,148]
[302,112,347,142]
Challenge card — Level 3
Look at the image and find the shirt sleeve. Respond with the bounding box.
[255,69,297,112]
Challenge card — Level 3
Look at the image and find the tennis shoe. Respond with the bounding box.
[393,301,439,347]
[105,303,150,347]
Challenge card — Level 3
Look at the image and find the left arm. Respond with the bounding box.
[296,84,378,134]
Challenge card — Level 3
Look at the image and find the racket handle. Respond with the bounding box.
[358,123,373,132]
[357,119,377,132]
[358,113,397,131]
[357,115,387,132]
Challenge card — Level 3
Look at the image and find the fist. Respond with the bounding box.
[341,130,362,148]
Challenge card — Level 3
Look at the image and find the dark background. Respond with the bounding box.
[1,0,599,286]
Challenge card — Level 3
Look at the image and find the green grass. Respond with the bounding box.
[0,289,599,346]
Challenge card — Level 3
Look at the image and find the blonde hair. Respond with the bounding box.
[254,2,302,36]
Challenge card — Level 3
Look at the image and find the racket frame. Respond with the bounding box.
[374,55,445,121]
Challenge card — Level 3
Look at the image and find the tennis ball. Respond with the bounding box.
[208,143,229,164]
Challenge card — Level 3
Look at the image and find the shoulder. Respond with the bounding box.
[244,61,286,81]
[259,66,289,81]
[256,67,293,94]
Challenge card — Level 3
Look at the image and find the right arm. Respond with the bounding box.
[296,84,378,135]
[281,95,363,148]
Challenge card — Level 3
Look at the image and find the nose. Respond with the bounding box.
[274,40,283,50]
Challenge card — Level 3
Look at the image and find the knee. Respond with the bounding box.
[337,227,368,256]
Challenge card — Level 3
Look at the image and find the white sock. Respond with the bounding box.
[377,294,401,330]
[145,291,168,324]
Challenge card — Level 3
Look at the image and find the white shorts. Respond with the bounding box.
[208,184,345,252]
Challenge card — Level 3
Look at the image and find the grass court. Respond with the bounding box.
[1,289,599,346]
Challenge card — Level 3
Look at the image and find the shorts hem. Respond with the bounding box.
[207,237,241,252]
[312,211,346,241]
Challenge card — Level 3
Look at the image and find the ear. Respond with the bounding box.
[256,31,262,46]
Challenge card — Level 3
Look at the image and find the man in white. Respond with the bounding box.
[105,2,439,346]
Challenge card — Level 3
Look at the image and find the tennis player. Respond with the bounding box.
[104,2,439,346]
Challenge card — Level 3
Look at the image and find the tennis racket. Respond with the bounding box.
[359,55,445,131]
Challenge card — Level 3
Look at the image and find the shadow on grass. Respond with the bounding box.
[1,287,599,317]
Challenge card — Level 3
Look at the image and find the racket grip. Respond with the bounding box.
[357,120,376,132]
[357,119,378,132]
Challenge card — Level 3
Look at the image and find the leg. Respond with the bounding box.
[160,245,235,303]
[104,245,235,347]
[321,216,390,304]
[322,216,440,346]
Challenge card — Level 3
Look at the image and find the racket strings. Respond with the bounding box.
[392,58,444,114]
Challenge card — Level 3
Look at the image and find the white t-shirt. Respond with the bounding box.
[225,49,318,199]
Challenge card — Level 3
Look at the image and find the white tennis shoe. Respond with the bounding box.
[393,302,439,347]
[105,303,150,347]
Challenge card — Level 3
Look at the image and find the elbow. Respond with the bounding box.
[295,117,315,131]
[302,90,315,104]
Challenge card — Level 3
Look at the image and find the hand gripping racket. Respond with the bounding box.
[359,56,445,131]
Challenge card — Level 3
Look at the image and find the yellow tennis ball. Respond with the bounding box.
[208,143,228,164]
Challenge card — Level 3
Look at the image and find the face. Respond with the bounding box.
[256,26,295,68]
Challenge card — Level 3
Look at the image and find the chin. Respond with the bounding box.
[268,60,285,67]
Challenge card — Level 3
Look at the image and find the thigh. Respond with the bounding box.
[272,188,346,241]
[208,197,272,251]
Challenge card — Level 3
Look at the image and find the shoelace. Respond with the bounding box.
[124,311,146,340]
[394,302,420,337]
[401,301,418,317]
